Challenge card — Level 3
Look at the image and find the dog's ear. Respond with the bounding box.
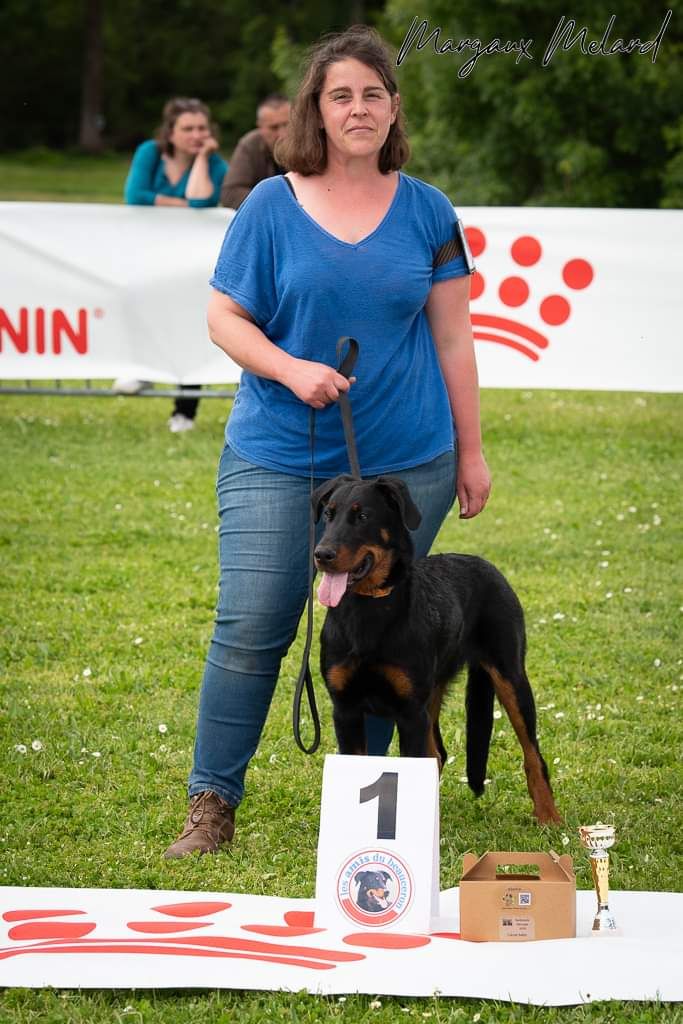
[311,475,354,522]
[374,476,422,531]
[353,870,370,884]
[381,871,391,883]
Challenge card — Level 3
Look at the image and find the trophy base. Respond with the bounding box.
[590,907,620,936]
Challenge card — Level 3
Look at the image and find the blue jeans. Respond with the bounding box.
[188,445,456,807]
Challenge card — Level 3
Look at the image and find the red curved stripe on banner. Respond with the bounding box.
[473,332,540,362]
[8,922,96,941]
[241,925,325,937]
[3,909,87,922]
[283,910,316,927]
[431,932,462,940]
[471,313,549,349]
[0,943,335,969]
[0,934,365,963]
[126,921,211,934]
[343,933,431,949]
[340,898,399,927]
[151,901,231,917]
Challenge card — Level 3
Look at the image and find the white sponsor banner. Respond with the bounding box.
[459,205,683,393]
[0,202,681,391]
[0,885,681,1003]
[0,202,238,384]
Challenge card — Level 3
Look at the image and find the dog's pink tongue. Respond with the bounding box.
[318,571,349,608]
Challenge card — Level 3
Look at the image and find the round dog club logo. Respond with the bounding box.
[335,849,414,927]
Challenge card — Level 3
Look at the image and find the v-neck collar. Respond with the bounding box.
[283,172,402,249]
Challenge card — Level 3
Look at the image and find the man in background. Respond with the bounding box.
[220,94,290,210]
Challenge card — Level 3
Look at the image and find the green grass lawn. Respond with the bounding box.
[1,388,681,1022]
[0,148,131,203]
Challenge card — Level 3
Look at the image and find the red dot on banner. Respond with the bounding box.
[343,932,431,949]
[562,258,594,289]
[470,271,485,300]
[466,227,486,257]
[511,235,542,266]
[499,276,529,307]
[540,295,571,325]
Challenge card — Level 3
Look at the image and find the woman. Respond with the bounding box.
[122,98,228,430]
[124,96,227,208]
[164,27,491,858]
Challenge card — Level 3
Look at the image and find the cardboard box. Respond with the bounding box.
[459,850,576,942]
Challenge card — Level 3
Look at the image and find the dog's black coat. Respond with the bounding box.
[312,475,561,824]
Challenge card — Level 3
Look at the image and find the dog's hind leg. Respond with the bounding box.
[465,663,495,797]
[483,663,562,824]
[428,689,447,773]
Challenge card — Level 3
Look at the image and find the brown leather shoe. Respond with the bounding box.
[163,790,235,859]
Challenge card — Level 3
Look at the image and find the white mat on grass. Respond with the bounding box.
[1,886,681,1005]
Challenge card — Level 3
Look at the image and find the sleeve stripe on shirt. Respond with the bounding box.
[433,234,463,268]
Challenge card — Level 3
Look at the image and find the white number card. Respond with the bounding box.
[315,755,440,933]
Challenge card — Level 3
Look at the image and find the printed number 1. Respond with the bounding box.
[359,771,398,840]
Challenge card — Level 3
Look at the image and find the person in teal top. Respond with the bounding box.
[121,97,228,429]
[124,96,228,208]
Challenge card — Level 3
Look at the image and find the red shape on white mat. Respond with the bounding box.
[8,922,96,941]
[127,921,211,934]
[343,933,431,949]
[151,901,231,917]
[241,925,325,937]
[284,910,315,927]
[3,909,87,922]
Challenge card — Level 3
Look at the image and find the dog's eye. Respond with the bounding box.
[357,511,368,522]
[324,506,335,521]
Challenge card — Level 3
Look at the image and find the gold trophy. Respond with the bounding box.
[578,823,620,935]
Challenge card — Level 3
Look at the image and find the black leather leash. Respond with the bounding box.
[335,336,361,481]
[292,336,360,754]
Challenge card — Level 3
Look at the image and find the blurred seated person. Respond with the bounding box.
[120,97,228,430]
[125,96,227,207]
[220,94,290,210]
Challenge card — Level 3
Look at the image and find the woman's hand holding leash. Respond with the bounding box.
[283,359,356,409]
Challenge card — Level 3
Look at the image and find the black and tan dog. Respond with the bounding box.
[312,474,561,825]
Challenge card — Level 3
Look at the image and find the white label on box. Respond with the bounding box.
[499,915,535,940]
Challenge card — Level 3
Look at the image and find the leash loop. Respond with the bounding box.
[292,405,322,754]
[292,336,362,754]
[335,335,358,380]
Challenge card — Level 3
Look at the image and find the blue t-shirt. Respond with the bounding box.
[210,172,468,477]
[124,139,228,208]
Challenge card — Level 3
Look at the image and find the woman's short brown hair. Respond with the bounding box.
[275,25,409,175]
[155,97,217,156]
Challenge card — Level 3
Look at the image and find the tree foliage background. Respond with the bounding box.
[0,0,680,207]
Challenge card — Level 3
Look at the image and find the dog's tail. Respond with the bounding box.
[465,663,495,796]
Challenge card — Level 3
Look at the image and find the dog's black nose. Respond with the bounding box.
[314,545,336,564]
